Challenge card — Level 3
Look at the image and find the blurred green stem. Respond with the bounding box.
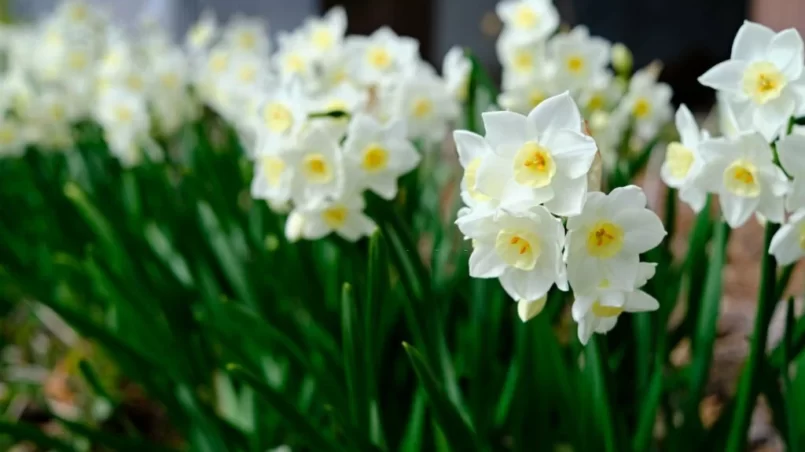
[726,223,779,451]
[588,337,620,452]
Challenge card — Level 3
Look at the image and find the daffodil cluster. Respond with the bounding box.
[493,0,673,168]
[0,0,198,165]
[454,92,666,344]
[664,21,805,266]
[189,7,463,242]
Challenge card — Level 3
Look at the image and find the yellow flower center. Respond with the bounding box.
[587,93,605,111]
[566,55,585,74]
[325,99,349,113]
[238,65,257,83]
[665,142,695,179]
[236,31,257,50]
[302,154,333,183]
[49,103,67,121]
[742,61,785,105]
[160,72,180,89]
[512,50,534,73]
[723,159,760,197]
[463,157,490,201]
[114,105,133,123]
[586,221,624,258]
[67,3,88,21]
[67,51,88,70]
[495,229,541,270]
[361,143,389,172]
[263,103,294,133]
[528,89,546,108]
[513,141,555,188]
[632,97,652,119]
[367,46,392,70]
[209,52,229,73]
[322,205,348,229]
[591,301,624,318]
[312,28,334,49]
[126,75,144,92]
[0,126,16,145]
[412,97,434,119]
[285,54,306,74]
[190,24,213,47]
[514,4,539,28]
[261,156,285,187]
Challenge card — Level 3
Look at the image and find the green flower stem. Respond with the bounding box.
[726,223,779,451]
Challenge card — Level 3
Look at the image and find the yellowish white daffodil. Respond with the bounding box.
[565,186,666,295]
[769,209,805,265]
[389,68,459,143]
[548,26,611,91]
[497,33,546,90]
[497,63,559,114]
[495,0,560,43]
[474,92,598,216]
[345,27,419,86]
[342,114,421,199]
[442,46,472,102]
[577,71,623,114]
[615,67,673,140]
[250,79,312,156]
[454,130,497,207]
[221,15,271,56]
[661,104,708,212]
[572,262,659,345]
[299,6,347,62]
[285,191,376,242]
[185,10,218,53]
[699,21,805,141]
[312,81,367,117]
[251,150,295,208]
[458,206,568,302]
[0,118,28,158]
[287,124,346,208]
[273,31,321,89]
[696,132,789,228]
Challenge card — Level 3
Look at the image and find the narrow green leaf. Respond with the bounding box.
[364,231,388,448]
[226,364,342,451]
[633,370,663,451]
[78,359,113,402]
[400,387,427,452]
[57,417,177,452]
[587,337,620,452]
[402,342,479,452]
[726,223,779,452]
[783,297,799,451]
[341,283,369,430]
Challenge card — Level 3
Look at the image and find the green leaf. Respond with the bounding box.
[783,297,799,451]
[79,359,113,402]
[586,337,620,452]
[341,283,369,429]
[402,342,479,452]
[633,369,663,451]
[726,223,779,452]
[57,417,177,452]
[226,364,342,451]
[364,231,388,448]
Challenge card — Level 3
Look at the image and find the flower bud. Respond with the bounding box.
[518,296,547,322]
[612,43,633,76]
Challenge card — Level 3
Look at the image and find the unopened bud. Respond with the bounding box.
[612,43,633,76]
[518,296,547,322]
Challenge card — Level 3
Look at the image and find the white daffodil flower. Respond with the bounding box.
[572,262,659,345]
[495,0,560,43]
[769,209,805,265]
[300,6,347,61]
[0,118,27,158]
[775,134,805,212]
[252,150,296,208]
[251,79,312,156]
[285,192,376,242]
[95,88,149,141]
[390,69,459,143]
[497,33,547,90]
[442,46,472,102]
[697,131,789,227]
[565,186,666,294]
[342,114,420,199]
[660,104,708,212]
[453,129,497,207]
[475,92,598,216]
[699,21,804,141]
[459,206,568,302]
[312,83,367,117]
[615,67,673,140]
[548,26,612,91]
[222,15,270,56]
[273,31,320,88]
[287,124,345,207]
[345,27,419,86]
[497,63,559,114]
[185,10,218,53]
[577,70,623,114]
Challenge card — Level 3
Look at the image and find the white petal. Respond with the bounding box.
[720,192,760,228]
[499,268,554,301]
[675,104,701,147]
[594,317,618,334]
[481,110,528,153]
[769,223,803,266]
[527,91,582,134]
[786,178,805,212]
[547,130,598,179]
[518,296,547,322]
[614,209,666,254]
[567,191,606,231]
[679,185,708,213]
[366,176,399,200]
[626,290,659,312]
[338,211,376,241]
[576,316,595,345]
[469,245,506,278]
[757,187,786,224]
[453,130,490,167]
[571,295,595,322]
[768,28,804,80]
[543,172,587,216]
[754,96,794,141]
[605,185,647,212]
[455,204,497,238]
[500,181,554,213]
[476,153,510,199]
[698,60,749,94]
[777,134,805,176]
[731,21,775,61]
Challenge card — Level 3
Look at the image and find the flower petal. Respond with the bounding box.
[625,290,660,312]
[469,244,506,278]
[720,192,760,228]
[777,133,805,176]
[731,21,775,61]
[476,153,510,199]
[614,209,666,254]
[481,110,528,154]
[500,180,554,213]
[547,129,598,179]
[605,185,647,212]
[499,268,554,301]
[675,104,701,147]
[754,96,795,141]
[543,172,586,216]
[698,60,749,94]
[769,28,804,80]
[769,223,803,266]
[453,130,490,167]
[526,91,582,134]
